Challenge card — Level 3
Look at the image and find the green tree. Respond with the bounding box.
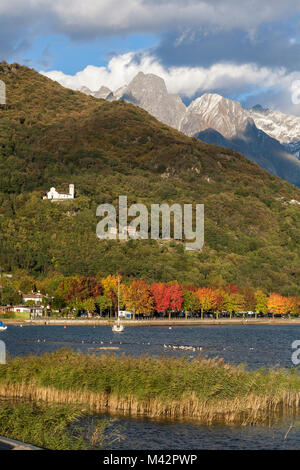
[182,289,198,319]
[95,295,112,316]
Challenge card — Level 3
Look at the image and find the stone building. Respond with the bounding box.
[43,184,75,200]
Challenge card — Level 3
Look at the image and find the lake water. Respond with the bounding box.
[1,323,299,369]
[1,324,300,449]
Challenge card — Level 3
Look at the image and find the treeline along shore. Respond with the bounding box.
[1,273,299,321]
[0,350,300,425]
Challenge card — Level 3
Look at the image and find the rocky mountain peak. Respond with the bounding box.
[115,72,186,130]
[93,86,113,100]
[187,93,253,139]
[80,85,93,95]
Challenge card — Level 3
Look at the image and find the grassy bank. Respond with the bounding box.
[0,401,122,449]
[0,350,300,425]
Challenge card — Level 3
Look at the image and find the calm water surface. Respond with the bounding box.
[1,324,300,449]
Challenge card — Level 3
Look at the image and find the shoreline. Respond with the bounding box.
[2,318,300,326]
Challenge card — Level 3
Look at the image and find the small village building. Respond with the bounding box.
[119,310,134,319]
[43,184,75,201]
[0,306,13,314]
[13,305,43,318]
[22,292,44,304]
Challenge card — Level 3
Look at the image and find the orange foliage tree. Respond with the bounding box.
[123,280,154,318]
[195,287,218,320]
[267,293,287,318]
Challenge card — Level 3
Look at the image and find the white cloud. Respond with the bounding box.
[41,51,300,115]
[1,0,300,38]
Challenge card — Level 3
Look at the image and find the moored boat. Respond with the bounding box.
[0,321,7,331]
[112,276,124,333]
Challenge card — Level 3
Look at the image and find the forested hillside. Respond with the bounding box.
[0,62,299,295]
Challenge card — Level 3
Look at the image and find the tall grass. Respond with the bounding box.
[0,349,300,425]
[0,401,121,449]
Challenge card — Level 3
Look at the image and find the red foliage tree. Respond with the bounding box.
[151,283,170,315]
[168,283,183,316]
[226,283,239,294]
[151,282,183,318]
[64,276,103,302]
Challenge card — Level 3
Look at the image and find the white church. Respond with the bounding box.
[43,184,75,200]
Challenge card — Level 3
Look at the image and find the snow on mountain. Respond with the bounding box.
[184,94,253,139]
[248,106,300,144]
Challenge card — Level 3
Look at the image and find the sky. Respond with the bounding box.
[1,0,300,114]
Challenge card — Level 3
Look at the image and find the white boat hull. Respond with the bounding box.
[0,326,7,331]
[112,324,124,333]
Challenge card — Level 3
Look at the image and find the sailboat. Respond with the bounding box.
[112,276,124,333]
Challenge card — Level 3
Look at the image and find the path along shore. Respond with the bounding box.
[2,317,300,326]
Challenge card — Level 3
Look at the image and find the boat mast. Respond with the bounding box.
[117,275,120,325]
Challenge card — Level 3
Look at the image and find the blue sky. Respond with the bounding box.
[1,0,300,113]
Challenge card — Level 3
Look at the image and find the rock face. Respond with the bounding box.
[80,85,93,95]
[111,72,186,129]
[93,86,114,100]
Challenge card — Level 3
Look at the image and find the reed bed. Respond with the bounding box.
[0,401,121,449]
[0,349,300,425]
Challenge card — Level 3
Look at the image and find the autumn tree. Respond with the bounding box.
[63,276,103,303]
[254,290,268,317]
[221,291,244,318]
[240,286,256,312]
[195,287,218,320]
[151,282,184,319]
[167,282,183,319]
[123,280,154,318]
[102,274,122,318]
[214,288,224,319]
[151,282,170,317]
[289,297,300,316]
[267,293,286,318]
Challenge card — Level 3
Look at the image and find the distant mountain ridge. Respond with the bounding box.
[79,73,300,187]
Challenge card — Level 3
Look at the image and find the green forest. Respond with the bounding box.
[0,62,300,295]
